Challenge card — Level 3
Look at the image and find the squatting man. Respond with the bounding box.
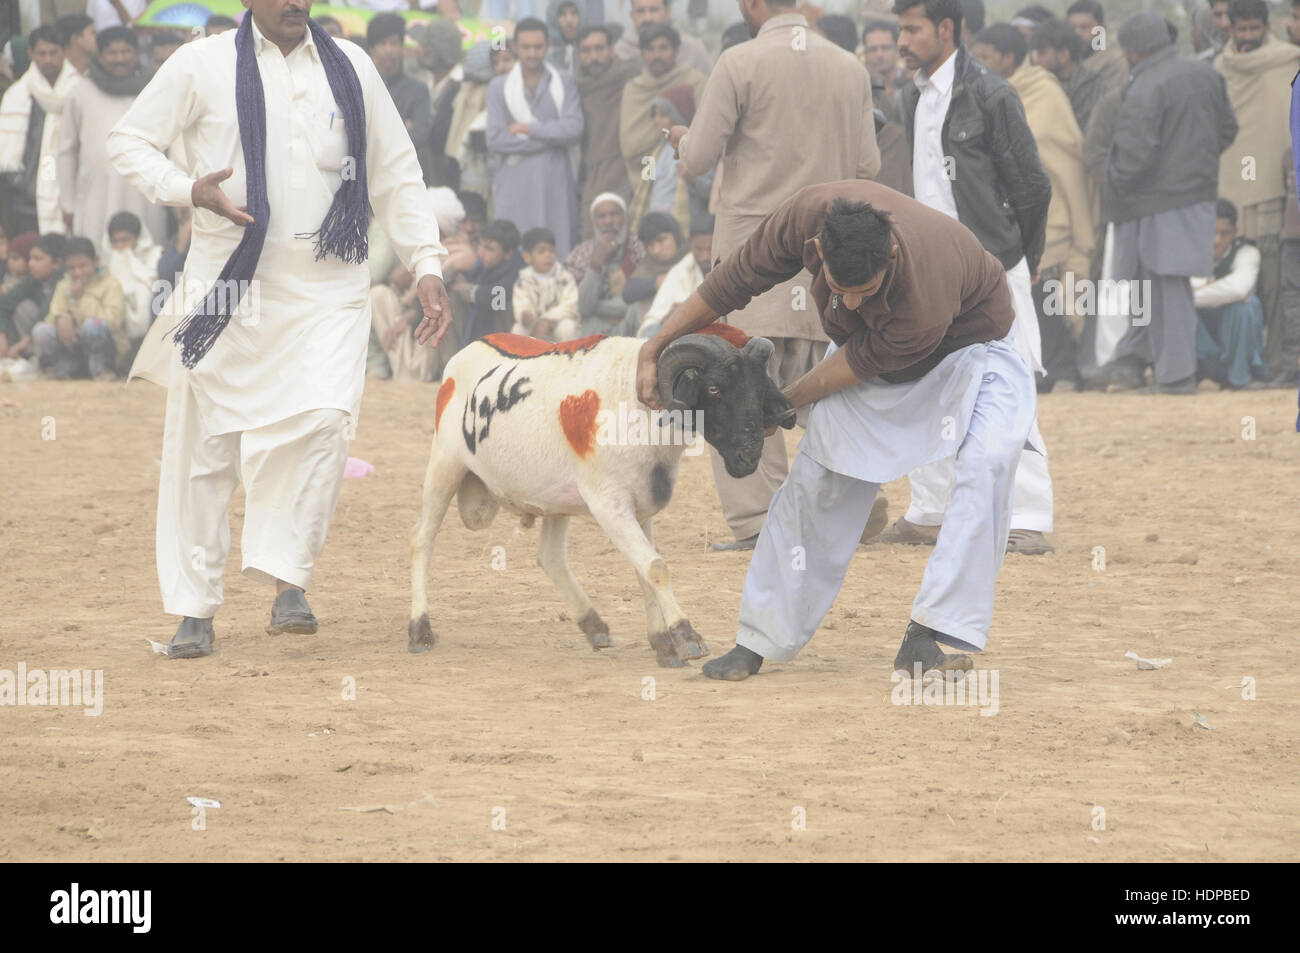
[107,0,453,658]
[637,180,1041,681]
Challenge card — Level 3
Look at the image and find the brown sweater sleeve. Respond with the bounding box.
[697,195,809,318]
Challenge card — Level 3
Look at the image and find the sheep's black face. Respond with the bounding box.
[667,345,796,478]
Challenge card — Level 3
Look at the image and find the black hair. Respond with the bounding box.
[205,15,237,31]
[481,219,520,253]
[577,24,613,45]
[63,236,97,260]
[556,0,581,13]
[1015,5,1054,24]
[56,13,93,44]
[962,0,986,34]
[863,19,900,42]
[1216,198,1238,226]
[108,211,142,238]
[1228,0,1269,23]
[514,17,550,43]
[315,15,342,32]
[720,22,750,51]
[975,22,1027,67]
[367,13,406,48]
[458,190,488,222]
[521,227,556,252]
[818,200,893,288]
[1030,18,1082,58]
[818,15,859,53]
[637,211,681,247]
[33,234,66,258]
[1065,0,1104,24]
[150,30,184,49]
[30,25,64,49]
[892,0,963,45]
[640,23,681,52]
[96,26,138,52]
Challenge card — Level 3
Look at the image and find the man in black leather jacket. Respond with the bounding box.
[870,0,1056,557]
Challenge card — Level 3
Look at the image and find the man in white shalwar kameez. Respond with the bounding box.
[637,181,1039,680]
[107,0,453,659]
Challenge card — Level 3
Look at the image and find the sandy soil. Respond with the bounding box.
[1,376,1298,862]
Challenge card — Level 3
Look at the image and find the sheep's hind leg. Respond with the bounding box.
[537,515,611,649]
[409,448,468,654]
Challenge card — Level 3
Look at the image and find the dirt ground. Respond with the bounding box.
[1,376,1298,862]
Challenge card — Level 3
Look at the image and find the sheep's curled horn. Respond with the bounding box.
[656,332,797,427]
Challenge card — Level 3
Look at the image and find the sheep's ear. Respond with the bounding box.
[670,367,702,411]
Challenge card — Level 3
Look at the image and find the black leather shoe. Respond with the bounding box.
[893,620,973,677]
[169,617,214,659]
[267,588,318,635]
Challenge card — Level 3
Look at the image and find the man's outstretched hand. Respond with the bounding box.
[191,168,255,227]
[414,275,453,347]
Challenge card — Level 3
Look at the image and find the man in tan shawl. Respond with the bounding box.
[667,0,879,549]
[1003,44,1095,388]
[1215,0,1300,377]
[619,23,705,192]
[576,23,638,238]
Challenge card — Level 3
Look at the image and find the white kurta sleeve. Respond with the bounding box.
[1193,245,1261,310]
[106,45,204,208]
[355,51,447,283]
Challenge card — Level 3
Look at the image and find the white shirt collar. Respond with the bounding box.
[915,47,957,96]
[249,14,319,63]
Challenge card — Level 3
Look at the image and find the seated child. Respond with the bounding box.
[511,227,579,342]
[33,236,128,380]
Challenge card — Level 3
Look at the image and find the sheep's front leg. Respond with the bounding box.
[537,515,611,649]
[585,496,706,667]
[639,518,708,662]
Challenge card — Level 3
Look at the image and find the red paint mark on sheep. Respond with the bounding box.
[435,378,455,430]
[484,333,607,358]
[560,390,601,458]
[696,323,749,348]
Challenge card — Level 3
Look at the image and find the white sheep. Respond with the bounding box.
[408,328,794,666]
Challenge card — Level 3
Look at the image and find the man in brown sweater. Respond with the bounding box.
[637,180,1041,680]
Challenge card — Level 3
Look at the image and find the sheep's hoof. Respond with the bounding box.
[650,632,687,667]
[669,620,709,661]
[578,609,612,650]
[408,613,437,654]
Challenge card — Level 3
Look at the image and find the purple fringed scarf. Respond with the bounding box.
[172,16,371,369]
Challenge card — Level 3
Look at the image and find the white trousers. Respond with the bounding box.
[735,344,1035,660]
[905,257,1054,533]
[157,371,351,619]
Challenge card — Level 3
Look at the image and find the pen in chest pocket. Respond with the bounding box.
[329,111,335,129]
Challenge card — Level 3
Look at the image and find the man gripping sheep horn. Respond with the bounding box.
[636,180,1042,681]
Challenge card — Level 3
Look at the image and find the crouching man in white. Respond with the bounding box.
[637,180,1041,680]
[107,0,452,658]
